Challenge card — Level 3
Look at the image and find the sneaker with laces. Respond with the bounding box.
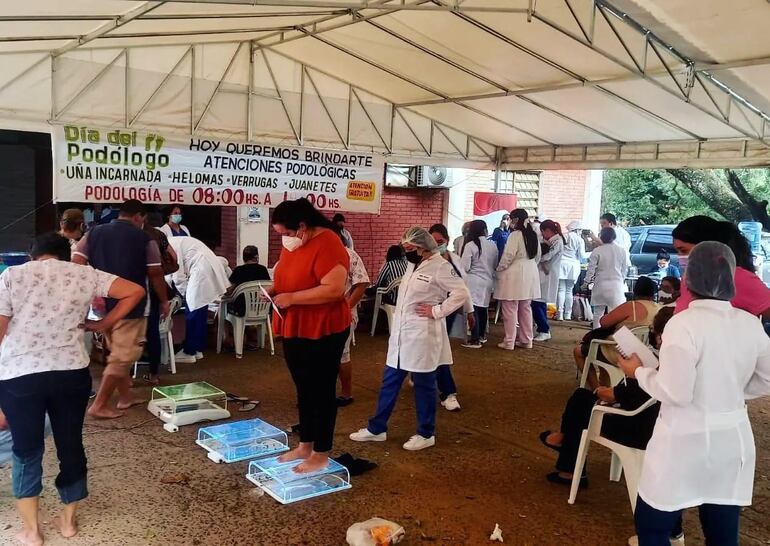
[461,342,482,349]
[174,350,197,364]
[195,352,204,360]
[403,435,435,451]
[441,394,461,412]
[533,332,552,342]
[349,428,387,442]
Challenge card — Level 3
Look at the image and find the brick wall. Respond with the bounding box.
[267,186,448,277]
[538,170,589,227]
[215,207,238,266]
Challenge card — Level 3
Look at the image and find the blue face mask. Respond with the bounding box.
[170,214,182,224]
[437,243,448,254]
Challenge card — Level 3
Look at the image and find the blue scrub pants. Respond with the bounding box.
[368,366,437,439]
[635,496,739,546]
[531,300,550,334]
[183,306,208,355]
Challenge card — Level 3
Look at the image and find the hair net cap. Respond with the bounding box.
[402,226,438,252]
[685,241,736,301]
[567,220,582,232]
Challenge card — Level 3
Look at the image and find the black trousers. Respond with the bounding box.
[283,329,349,453]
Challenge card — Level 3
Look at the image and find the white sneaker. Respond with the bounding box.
[533,332,552,342]
[174,350,197,364]
[497,342,515,350]
[195,352,204,360]
[349,428,387,442]
[461,342,482,349]
[441,393,461,412]
[403,435,435,451]
[627,535,685,546]
[515,341,533,349]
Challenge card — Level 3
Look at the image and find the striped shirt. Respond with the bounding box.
[375,258,408,305]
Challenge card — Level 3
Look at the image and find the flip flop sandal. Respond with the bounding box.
[546,471,588,489]
[141,374,160,386]
[226,393,249,402]
[238,401,258,412]
[539,431,562,453]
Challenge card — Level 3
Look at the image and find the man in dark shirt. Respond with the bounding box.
[223,246,270,352]
[226,245,270,316]
[73,200,169,419]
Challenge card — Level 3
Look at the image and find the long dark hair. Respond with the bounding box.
[386,245,404,262]
[428,223,449,241]
[462,219,488,257]
[271,198,332,231]
[540,219,566,245]
[673,216,754,272]
[510,209,538,259]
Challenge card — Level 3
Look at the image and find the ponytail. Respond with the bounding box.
[540,219,566,245]
[510,208,538,259]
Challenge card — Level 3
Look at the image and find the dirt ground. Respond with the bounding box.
[1,320,769,546]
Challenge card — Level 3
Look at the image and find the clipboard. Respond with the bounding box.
[613,326,658,368]
[259,284,284,320]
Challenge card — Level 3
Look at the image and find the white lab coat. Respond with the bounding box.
[452,235,464,256]
[166,237,230,311]
[443,251,474,314]
[495,230,541,301]
[159,224,191,238]
[559,230,586,282]
[635,300,770,511]
[585,242,629,309]
[386,252,471,373]
[537,234,564,304]
[460,239,499,307]
[613,225,631,253]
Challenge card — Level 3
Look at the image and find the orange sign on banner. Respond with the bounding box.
[346,181,377,202]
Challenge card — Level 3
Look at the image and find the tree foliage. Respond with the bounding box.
[602,168,770,228]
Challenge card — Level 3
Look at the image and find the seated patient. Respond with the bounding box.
[541,306,674,487]
[575,276,660,390]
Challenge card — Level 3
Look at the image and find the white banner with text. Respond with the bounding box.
[53,125,384,213]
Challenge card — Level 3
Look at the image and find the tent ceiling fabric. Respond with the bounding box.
[0,0,769,168]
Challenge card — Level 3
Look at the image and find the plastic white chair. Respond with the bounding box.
[133,296,182,378]
[579,326,649,389]
[216,281,274,358]
[370,278,401,336]
[568,398,658,512]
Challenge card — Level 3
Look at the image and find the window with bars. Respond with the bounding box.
[497,171,540,217]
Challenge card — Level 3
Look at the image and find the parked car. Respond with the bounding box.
[626,225,679,275]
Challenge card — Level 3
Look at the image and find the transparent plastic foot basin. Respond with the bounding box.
[246,456,351,504]
[196,419,289,463]
[147,382,230,432]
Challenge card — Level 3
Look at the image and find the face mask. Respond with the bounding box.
[658,290,672,299]
[282,236,303,252]
[170,214,182,224]
[405,250,422,264]
[437,243,447,254]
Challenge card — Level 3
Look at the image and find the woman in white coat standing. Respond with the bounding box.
[495,209,541,350]
[619,241,770,546]
[167,236,230,364]
[350,227,470,451]
[584,227,630,328]
[460,219,499,349]
[532,220,565,342]
[557,221,587,321]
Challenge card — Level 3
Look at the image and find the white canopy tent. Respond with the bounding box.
[0,0,769,169]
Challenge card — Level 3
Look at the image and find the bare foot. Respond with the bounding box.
[293,453,329,474]
[546,432,564,448]
[53,516,77,539]
[16,528,43,546]
[277,445,312,463]
[87,407,125,419]
[115,398,145,410]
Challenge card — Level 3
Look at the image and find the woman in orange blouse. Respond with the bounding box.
[270,198,351,473]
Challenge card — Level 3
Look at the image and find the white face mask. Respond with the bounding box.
[281,236,303,252]
[658,289,672,299]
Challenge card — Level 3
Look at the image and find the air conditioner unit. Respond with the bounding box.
[416,166,456,188]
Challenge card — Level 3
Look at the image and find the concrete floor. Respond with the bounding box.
[1,321,769,546]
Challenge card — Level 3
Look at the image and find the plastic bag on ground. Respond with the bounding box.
[346,518,405,546]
